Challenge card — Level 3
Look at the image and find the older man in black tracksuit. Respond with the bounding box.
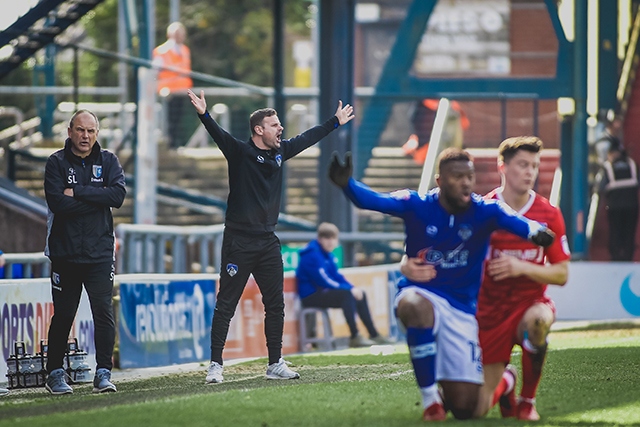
[43,110,126,394]
[187,89,354,383]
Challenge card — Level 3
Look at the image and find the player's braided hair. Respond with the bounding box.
[498,136,543,163]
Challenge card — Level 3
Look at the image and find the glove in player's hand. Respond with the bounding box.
[329,151,352,188]
[530,226,555,247]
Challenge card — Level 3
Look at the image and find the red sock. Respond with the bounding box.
[521,345,547,400]
[491,369,515,407]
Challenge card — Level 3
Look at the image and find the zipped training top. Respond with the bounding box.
[198,111,339,234]
[44,139,126,262]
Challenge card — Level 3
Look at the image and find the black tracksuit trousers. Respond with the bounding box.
[46,260,115,373]
[210,229,285,365]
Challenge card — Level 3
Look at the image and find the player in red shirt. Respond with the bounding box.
[401,136,570,421]
[474,136,570,420]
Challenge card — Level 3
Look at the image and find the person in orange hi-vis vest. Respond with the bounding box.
[153,22,193,148]
[402,99,470,165]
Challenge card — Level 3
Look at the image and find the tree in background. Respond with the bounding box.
[0,0,313,131]
[82,0,312,90]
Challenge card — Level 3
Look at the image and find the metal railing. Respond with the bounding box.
[1,252,50,279]
[116,223,405,274]
[0,180,47,217]
[116,223,226,274]
[0,229,406,278]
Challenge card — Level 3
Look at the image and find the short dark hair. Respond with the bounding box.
[609,142,622,153]
[69,109,99,130]
[317,222,339,239]
[249,108,277,135]
[608,142,627,159]
[437,148,473,173]
[498,136,543,163]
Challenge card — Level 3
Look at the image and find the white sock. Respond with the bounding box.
[420,384,441,409]
[503,369,516,395]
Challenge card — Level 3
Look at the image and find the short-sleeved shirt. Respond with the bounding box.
[476,188,571,328]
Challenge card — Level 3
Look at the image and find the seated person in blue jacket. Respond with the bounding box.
[296,222,392,347]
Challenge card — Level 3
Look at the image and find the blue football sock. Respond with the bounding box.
[407,327,436,388]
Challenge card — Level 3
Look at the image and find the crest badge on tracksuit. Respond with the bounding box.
[93,165,103,178]
[226,263,238,277]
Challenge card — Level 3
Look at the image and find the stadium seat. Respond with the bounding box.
[298,307,337,352]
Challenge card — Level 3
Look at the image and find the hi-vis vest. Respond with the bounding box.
[603,158,638,192]
[153,42,193,94]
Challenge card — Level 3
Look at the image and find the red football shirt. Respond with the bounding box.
[476,188,571,326]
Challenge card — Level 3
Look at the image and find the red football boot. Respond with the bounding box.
[499,365,518,418]
[423,402,446,422]
[517,399,540,421]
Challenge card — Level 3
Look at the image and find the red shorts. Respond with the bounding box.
[478,296,555,365]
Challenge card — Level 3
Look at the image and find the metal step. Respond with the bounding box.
[0,0,104,80]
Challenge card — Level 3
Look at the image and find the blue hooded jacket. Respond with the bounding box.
[295,240,353,299]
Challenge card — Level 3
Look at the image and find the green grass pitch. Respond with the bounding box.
[1,324,638,426]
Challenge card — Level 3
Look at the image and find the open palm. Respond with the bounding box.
[187,89,207,115]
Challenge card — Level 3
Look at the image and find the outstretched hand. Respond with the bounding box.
[329,151,352,188]
[187,89,207,115]
[334,100,355,125]
[530,226,555,247]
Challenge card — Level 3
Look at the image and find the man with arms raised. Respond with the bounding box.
[187,89,354,383]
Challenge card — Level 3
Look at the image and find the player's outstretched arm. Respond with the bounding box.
[187,89,207,115]
[334,100,355,125]
[329,151,411,217]
[493,201,555,248]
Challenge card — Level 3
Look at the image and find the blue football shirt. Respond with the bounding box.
[344,178,543,314]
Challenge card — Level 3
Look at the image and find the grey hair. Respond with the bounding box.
[69,110,99,130]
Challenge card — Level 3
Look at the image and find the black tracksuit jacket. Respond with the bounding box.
[44,139,126,262]
[198,111,339,233]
